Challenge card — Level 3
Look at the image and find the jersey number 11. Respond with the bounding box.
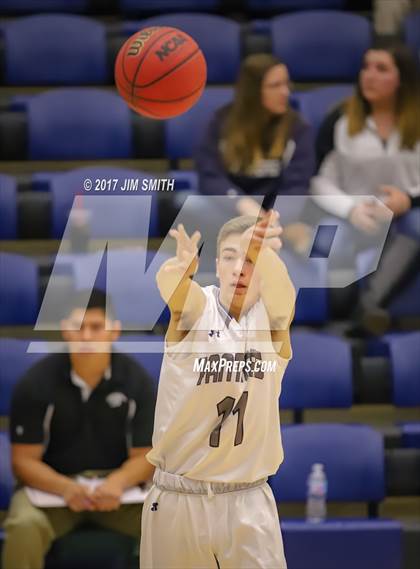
[209,391,249,448]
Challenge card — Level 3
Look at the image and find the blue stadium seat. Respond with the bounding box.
[119,334,164,386]
[0,431,14,511]
[246,0,346,11]
[403,11,420,59]
[270,11,372,81]
[270,424,385,503]
[16,89,132,160]
[39,166,158,238]
[281,332,352,410]
[57,248,171,328]
[385,332,420,406]
[280,249,329,324]
[0,339,46,416]
[123,14,241,83]
[401,422,420,449]
[168,170,198,192]
[0,0,89,13]
[0,253,39,325]
[294,84,353,133]
[166,86,233,159]
[281,520,402,569]
[387,271,420,318]
[3,15,107,85]
[270,424,402,569]
[0,174,18,239]
[120,0,220,14]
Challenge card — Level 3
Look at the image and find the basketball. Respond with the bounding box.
[114,26,207,119]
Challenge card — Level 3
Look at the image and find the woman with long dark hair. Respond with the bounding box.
[195,53,315,251]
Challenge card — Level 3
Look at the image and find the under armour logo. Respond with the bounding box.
[208,330,221,339]
[151,502,159,511]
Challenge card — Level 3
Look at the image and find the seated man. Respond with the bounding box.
[2,289,156,569]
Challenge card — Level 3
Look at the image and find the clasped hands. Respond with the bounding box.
[62,476,124,512]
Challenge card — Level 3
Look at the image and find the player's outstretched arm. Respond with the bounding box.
[241,211,296,329]
[156,224,206,341]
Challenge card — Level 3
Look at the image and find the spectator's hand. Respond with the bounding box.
[91,478,124,512]
[62,480,95,512]
[348,201,381,234]
[379,185,411,217]
[240,210,282,261]
[165,224,201,277]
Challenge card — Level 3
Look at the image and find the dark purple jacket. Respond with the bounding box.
[194,105,316,210]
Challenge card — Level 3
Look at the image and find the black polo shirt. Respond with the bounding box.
[10,352,156,475]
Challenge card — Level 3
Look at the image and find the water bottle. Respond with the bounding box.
[306,463,327,523]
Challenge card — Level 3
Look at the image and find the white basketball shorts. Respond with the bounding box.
[140,469,287,569]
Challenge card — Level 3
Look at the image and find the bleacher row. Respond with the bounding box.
[0,85,354,163]
[1,332,420,413]
[1,244,419,329]
[0,0,369,17]
[0,11,419,88]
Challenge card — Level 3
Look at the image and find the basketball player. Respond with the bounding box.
[140,210,295,568]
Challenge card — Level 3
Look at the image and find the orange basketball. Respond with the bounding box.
[114,26,207,119]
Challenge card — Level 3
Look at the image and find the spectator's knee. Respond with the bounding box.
[4,509,53,543]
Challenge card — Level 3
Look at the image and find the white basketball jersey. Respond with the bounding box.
[147,285,290,483]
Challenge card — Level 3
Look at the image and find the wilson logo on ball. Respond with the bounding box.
[115,25,207,119]
[128,27,158,57]
[155,34,188,62]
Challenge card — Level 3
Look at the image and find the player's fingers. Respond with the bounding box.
[265,225,283,237]
[257,215,271,229]
[271,238,283,250]
[169,228,179,240]
[190,231,201,246]
[178,224,191,242]
[164,261,188,273]
[254,226,282,240]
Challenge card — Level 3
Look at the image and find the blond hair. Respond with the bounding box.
[216,215,258,257]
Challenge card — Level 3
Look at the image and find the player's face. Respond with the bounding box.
[216,233,260,312]
[61,308,121,353]
[360,50,400,105]
[261,64,290,115]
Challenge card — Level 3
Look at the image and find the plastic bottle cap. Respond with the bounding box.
[313,463,324,473]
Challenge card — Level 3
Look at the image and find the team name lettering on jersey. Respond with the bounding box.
[195,350,277,386]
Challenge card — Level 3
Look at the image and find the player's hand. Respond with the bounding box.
[90,478,124,512]
[237,196,265,217]
[62,480,95,512]
[165,224,201,277]
[240,210,283,262]
[379,185,411,217]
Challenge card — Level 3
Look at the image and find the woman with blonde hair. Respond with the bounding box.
[311,44,420,333]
